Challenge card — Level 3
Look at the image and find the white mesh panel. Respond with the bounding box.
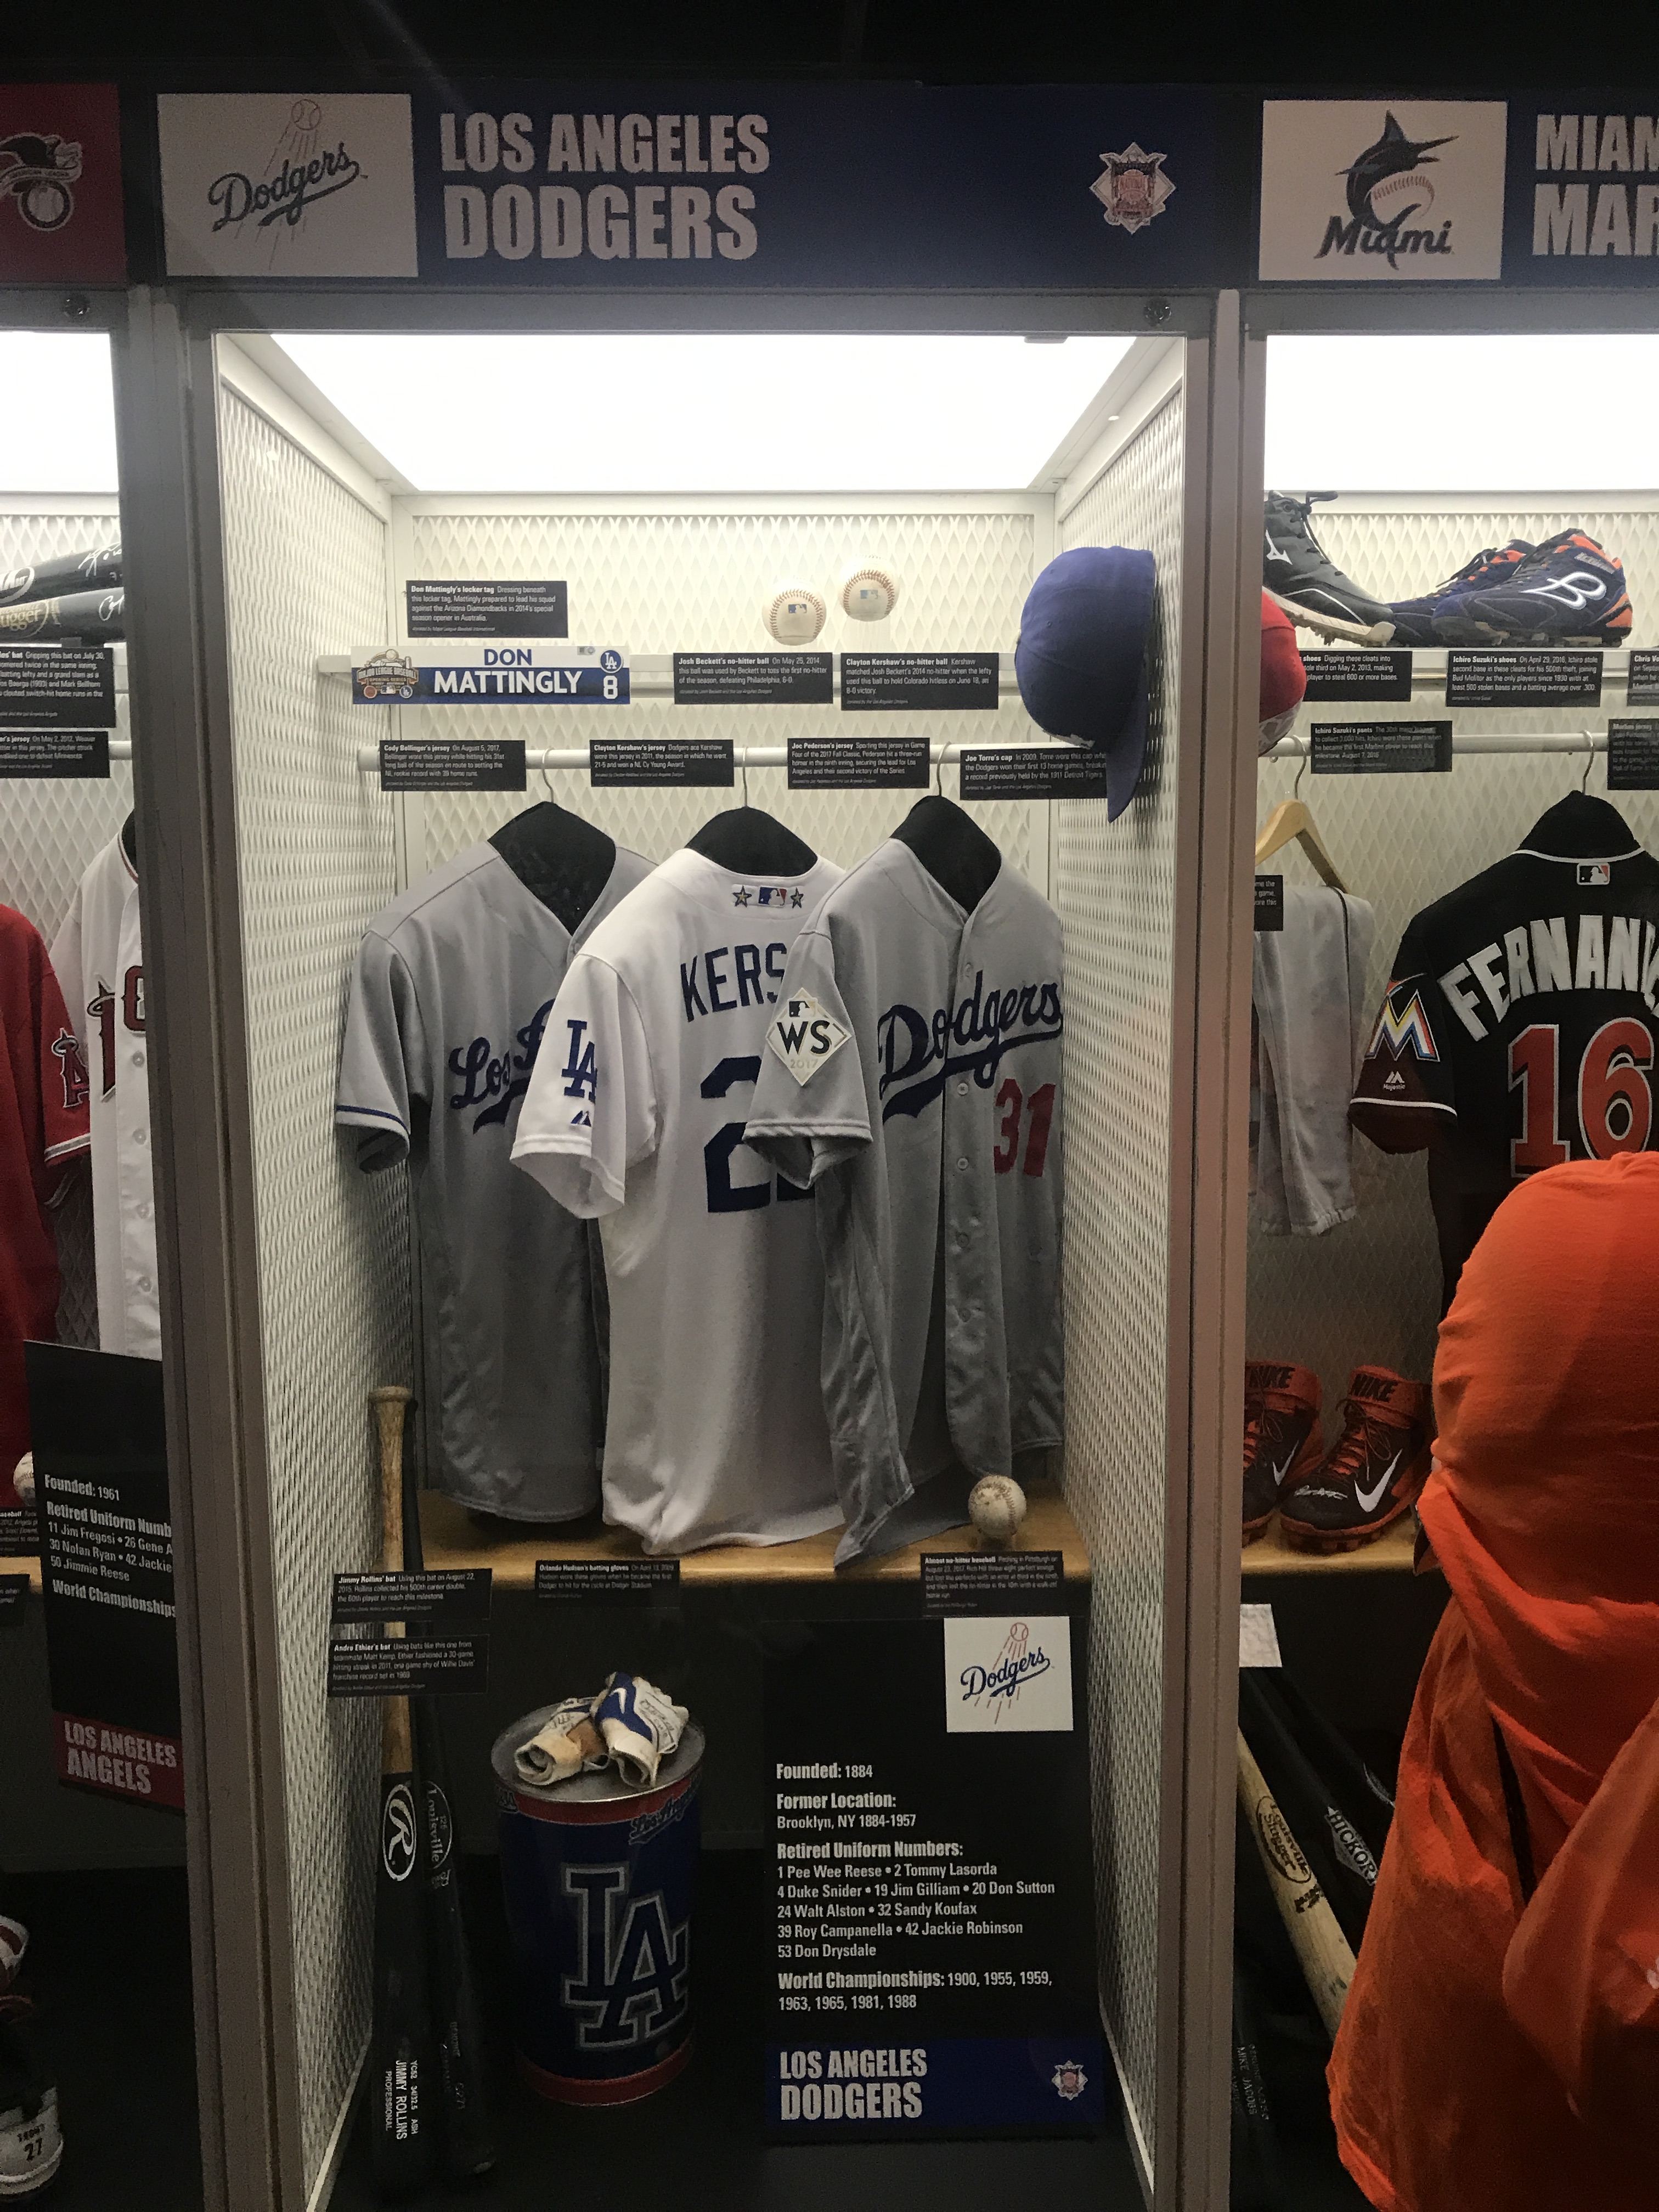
[0,500,127,1348]
[217,391,410,2198]
[1053,391,1186,2158]
[404,506,1049,883]
[1254,495,1659,1410]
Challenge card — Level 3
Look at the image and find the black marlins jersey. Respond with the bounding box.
[1350,794,1659,1299]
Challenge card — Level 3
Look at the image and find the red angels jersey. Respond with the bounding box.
[0,905,90,1504]
[1350,795,1659,1300]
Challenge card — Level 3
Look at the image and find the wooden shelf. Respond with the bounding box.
[418,1476,1090,1588]
[1242,1515,1418,1576]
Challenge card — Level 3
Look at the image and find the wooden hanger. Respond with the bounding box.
[1254,797,1350,892]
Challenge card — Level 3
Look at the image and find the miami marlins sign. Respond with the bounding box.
[1259,99,1508,280]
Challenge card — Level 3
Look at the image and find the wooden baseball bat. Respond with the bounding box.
[398,1407,495,2180]
[1237,1729,1356,2040]
[368,1386,434,2198]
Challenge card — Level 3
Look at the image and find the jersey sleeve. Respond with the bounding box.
[37,939,89,1193]
[48,889,85,1055]
[511,953,657,1217]
[1348,922,1458,1154]
[742,923,871,1188]
[335,930,425,1170]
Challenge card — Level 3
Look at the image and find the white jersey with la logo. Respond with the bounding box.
[50,832,159,1358]
[512,845,844,1555]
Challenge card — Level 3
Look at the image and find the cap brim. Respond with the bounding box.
[1104,649,1152,822]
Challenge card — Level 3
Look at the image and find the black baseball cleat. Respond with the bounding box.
[1277,1366,1432,1555]
[1263,492,1396,644]
[0,1994,61,2199]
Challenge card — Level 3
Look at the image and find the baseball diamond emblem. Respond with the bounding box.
[1091,144,1174,233]
[1052,2059,1088,2101]
[0,131,82,232]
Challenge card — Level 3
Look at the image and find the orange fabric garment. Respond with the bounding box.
[1328,1153,1659,2212]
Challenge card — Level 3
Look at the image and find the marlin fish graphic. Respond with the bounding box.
[1341,112,1455,230]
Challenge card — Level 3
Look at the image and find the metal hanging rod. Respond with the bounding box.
[1267,731,1615,761]
[354,738,1071,774]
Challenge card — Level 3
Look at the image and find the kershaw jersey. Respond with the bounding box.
[511,845,844,1556]
[1351,794,1659,1297]
[744,841,1064,1565]
[336,838,652,1521]
[51,833,158,1359]
[0,907,89,1505]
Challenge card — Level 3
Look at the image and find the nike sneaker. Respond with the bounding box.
[1431,529,1633,648]
[1242,1361,1323,1543]
[0,1995,61,2199]
[1263,493,1396,644]
[1278,1366,1432,1555]
[1386,539,1534,647]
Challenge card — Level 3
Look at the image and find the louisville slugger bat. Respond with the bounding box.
[1237,1729,1356,2040]
[399,1406,495,2180]
[0,543,121,607]
[368,1385,434,2198]
[1240,1672,1379,1953]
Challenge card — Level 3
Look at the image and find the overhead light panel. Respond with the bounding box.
[0,334,118,494]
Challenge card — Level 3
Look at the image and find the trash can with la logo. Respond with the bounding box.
[493,1707,703,2103]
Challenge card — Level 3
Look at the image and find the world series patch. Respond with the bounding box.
[766,991,850,1086]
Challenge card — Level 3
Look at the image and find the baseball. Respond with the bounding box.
[968,1474,1027,1548]
[12,1452,33,1508]
[839,561,900,623]
[290,98,323,133]
[1370,170,1435,223]
[764,582,826,646]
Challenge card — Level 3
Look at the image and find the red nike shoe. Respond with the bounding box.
[1242,1361,1324,1544]
[1278,1366,1432,1555]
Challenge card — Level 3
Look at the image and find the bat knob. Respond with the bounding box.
[370,1385,414,1404]
[968,1475,1026,1550]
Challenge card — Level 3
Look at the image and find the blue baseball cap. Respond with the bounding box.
[1014,546,1158,821]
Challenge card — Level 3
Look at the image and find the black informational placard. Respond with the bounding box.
[1627,651,1659,707]
[1299,649,1414,703]
[1254,876,1285,932]
[840,653,1000,713]
[1444,650,1603,709]
[327,1634,490,1699]
[1606,720,1659,792]
[331,1568,493,1627]
[0,646,116,728]
[674,653,834,706]
[765,1618,1101,2138]
[405,579,568,638]
[27,1344,183,1810]
[957,749,1108,802]
[788,739,929,792]
[535,1558,681,1602]
[0,1505,38,1556]
[0,730,109,777]
[590,738,735,788]
[0,1575,27,1624]
[1311,721,1453,776]
[919,1552,1063,1618]
[378,738,527,792]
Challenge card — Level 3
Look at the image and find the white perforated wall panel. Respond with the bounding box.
[0,500,127,1347]
[403,505,1051,883]
[1052,388,1186,2159]
[1253,495,1659,1410]
[217,390,409,2199]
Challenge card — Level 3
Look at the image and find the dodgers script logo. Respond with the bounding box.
[207,97,367,236]
[1319,113,1455,267]
[0,130,82,233]
[561,1864,690,2050]
[448,998,554,1132]
[958,1620,1053,1725]
[878,970,1061,1121]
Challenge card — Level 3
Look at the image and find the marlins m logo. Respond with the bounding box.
[561,1864,690,2050]
[1367,988,1438,1062]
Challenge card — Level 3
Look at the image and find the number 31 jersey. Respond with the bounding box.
[1350,794,1659,1300]
[512,845,844,1555]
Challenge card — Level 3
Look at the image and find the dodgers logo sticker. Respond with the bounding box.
[943,1617,1073,1735]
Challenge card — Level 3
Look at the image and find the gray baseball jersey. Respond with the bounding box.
[336,838,652,1521]
[743,841,1064,1565]
[510,845,844,1556]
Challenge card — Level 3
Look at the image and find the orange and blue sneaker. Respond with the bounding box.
[1431,529,1633,648]
[1242,1361,1324,1543]
[1386,539,1534,647]
[1278,1366,1432,1555]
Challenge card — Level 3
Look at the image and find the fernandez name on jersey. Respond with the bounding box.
[1351,793,1659,1298]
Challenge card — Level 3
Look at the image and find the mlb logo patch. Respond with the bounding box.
[1578,862,1611,887]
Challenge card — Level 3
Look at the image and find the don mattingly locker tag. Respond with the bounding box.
[767,992,850,1085]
